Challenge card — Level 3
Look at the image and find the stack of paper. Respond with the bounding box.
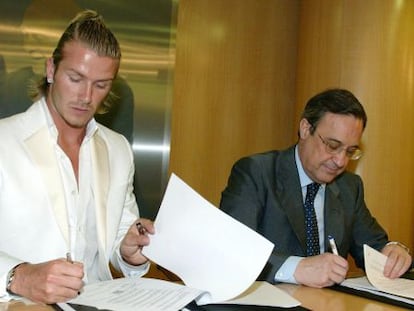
[340,244,414,306]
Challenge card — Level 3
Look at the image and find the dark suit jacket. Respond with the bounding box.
[220,146,389,283]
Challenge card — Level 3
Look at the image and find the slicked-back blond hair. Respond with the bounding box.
[31,10,121,112]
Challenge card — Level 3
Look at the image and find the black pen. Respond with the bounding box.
[66,252,73,263]
[136,222,147,235]
[66,253,82,295]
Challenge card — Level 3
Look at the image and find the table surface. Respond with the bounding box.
[277,283,409,310]
[1,282,410,311]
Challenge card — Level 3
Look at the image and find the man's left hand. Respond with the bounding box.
[382,243,412,278]
[120,218,155,266]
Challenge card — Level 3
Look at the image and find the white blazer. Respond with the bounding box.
[0,98,139,295]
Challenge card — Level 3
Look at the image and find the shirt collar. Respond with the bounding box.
[40,97,98,141]
[295,145,325,189]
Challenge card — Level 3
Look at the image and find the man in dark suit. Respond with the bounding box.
[220,88,412,288]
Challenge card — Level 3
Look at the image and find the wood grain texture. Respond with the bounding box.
[170,0,414,253]
[170,0,299,205]
[296,0,414,251]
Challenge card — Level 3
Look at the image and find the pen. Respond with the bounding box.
[136,222,147,250]
[328,235,339,255]
[136,222,147,235]
[66,252,81,295]
[66,252,73,263]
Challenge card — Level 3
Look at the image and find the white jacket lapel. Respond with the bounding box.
[24,126,69,246]
[91,133,109,252]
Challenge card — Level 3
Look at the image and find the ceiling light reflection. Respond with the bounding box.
[133,143,170,153]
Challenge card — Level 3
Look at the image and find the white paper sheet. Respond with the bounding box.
[142,173,275,305]
[363,244,414,299]
[64,276,203,311]
[63,278,300,311]
[341,276,414,306]
[223,281,300,307]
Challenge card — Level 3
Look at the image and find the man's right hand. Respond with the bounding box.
[9,259,84,304]
[294,253,349,288]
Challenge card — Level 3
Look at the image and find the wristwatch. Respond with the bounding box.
[6,263,25,294]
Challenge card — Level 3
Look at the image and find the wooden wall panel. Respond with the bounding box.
[170,0,414,254]
[170,0,300,205]
[296,0,414,251]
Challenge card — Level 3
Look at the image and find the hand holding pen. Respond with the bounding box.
[294,235,348,287]
[120,218,155,266]
[5,258,84,304]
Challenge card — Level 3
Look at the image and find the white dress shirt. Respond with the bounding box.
[275,145,326,283]
[44,103,147,283]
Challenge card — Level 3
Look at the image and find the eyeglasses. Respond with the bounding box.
[317,133,363,160]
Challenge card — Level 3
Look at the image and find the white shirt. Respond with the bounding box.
[275,145,326,283]
[43,102,147,283]
[44,104,101,282]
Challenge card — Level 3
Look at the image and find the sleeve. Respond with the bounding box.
[347,175,388,269]
[0,257,25,301]
[275,256,303,284]
[220,156,266,229]
[109,136,145,275]
[114,248,150,277]
[220,155,293,283]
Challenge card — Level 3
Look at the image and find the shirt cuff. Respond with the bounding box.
[115,249,150,277]
[275,256,304,284]
[386,241,410,254]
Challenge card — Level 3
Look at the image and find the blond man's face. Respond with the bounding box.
[46,40,119,129]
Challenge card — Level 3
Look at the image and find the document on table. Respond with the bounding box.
[59,279,300,311]
[340,244,414,304]
[59,276,203,311]
[142,173,276,305]
[363,244,414,299]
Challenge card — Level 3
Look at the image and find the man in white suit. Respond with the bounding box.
[0,10,154,304]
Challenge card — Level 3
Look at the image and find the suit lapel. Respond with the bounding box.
[276,147,345,255]
[276,147,308,254]
[24,126,69,246]
[91,133,109,252]
[324,182,344,252]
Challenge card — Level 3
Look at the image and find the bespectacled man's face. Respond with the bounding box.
[298,112,364,184]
